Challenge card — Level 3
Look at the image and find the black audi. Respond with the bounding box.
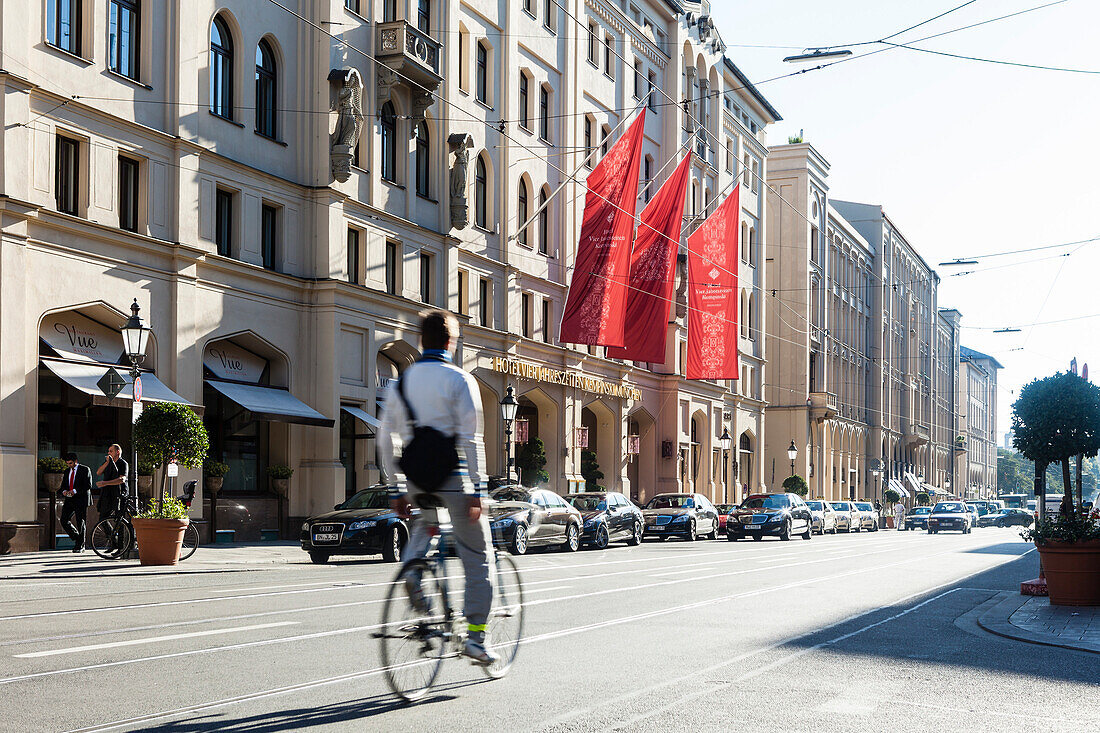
[566,491,644,549]
[300,486,408,563]
[641,493,721,541]
[927,501,971,534]
[727,493,813,541]
[488,487,583,555]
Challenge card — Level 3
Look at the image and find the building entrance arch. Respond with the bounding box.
[626,407,656,504]
[581,399,616,491]
[515,386,558,488]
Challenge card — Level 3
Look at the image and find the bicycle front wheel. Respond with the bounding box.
[90,518,131,560]
[482,552,525,679]
[379,559,447,702]
[179,523,199,561]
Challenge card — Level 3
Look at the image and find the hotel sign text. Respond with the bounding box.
[491,357,641,401]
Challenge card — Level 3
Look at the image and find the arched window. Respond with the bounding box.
[255,39,277,138]
[476,41,489,103]
[414,121,430,196]
[475,155,488,229]
[538,186,549,255]
[210,16,233,118]
[517,180,529,246]
[380,102,397,182]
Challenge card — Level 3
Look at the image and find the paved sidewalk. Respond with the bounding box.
[978,592,1100,654]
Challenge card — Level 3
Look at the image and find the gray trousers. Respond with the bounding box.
[403,483,496,629]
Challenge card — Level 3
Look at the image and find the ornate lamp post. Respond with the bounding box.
[719,428,732,504]
[120,299,152,517]
[787,441,798,478]
[499,386,518,484]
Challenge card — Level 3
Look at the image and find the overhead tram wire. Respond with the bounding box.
[882,41,1100,74]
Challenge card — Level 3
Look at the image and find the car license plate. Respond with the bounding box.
[745,524,763,530]
[313,533,339,543]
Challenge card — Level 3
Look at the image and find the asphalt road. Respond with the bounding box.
[1,527,1097,732]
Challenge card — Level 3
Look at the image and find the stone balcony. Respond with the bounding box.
[375,21,442,120]
[808,391,837,421]
[903,422,930,447]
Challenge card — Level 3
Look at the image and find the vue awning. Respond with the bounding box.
[41,358,197,408]
[341,405,381,434]
[205,380,334,427]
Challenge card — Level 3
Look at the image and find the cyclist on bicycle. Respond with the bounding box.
[95,444,130,558]
[379,310,497,665]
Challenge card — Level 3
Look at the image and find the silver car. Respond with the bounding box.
[806,500,839,535]
[854,502,880,532]
[829,501,859,532]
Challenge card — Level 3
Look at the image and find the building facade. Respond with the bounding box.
[0,0,779,551]
[959,346,1001,499]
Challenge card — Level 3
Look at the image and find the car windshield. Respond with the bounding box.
[714,504,735,513]
[856,503,873,511]
[806,501,824,510]
[490,487,533,503]
[339,490,389,510]
[742,495,788,510]
[568,495,607,511]
[646,495,694,509]
[830,502,850,510]
[933,502,966,513]
[912,507,931,515]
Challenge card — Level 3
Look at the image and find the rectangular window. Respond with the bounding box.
[543,0,554,32]
[382,0,398,22]
[522,0,533,14]
[604,35,614,77]
[743,155,751,187]
[476,42,488,104]
[539,86,550,142]
[118,155,138,231]
[109,0,139,80]
[584,117,593,168]
[214,189,234,257]
[479,277,491,327]
[633,59,642,99]
[518,74,529,130]
[538,188,548,255]
[458,29,468,93]
[587,22,598,64]
[385,241,399,295]
[346,228,360,284]
[642,157,651,203]
[725,138,734,172]
[457,269,469,315]
[542,298,552,343]
[47,0,81,55]
[522,293,532,338]
[751,160,760,193]
[420,252,432,303]
[55,135,79,215]
[417,0,430,33]
[647,71,657,111]
[261,204,278,270]
[345,0,359,12]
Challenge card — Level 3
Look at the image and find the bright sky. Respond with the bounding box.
[712,0,1100,439]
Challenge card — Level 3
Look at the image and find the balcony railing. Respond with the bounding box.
[376,21,442,90]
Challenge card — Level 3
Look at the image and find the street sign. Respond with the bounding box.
[133,376,143,404]
[166,463,179,478]
[97,368,126,399]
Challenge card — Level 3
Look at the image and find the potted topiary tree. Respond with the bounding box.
[915,491,931,506]
[203,460,229,497]
[782,474,808,497]
[883,487,901,527]
[581,450,604,491]
[267,464,293,496]
[38,456,68,493]
[131,402,210,566]
[1013,371,1100,605]
[516,438,550,488]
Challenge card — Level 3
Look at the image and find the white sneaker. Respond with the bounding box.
[462,638,499,666]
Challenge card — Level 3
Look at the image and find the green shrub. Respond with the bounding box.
[782,474,808,496]
[267,464,294,479]
[135,496,189,520]
[883,488,901,504]
[38,456,68,473]
[203,460,230,478]
[516,437,549,487]
[915,492,931,506]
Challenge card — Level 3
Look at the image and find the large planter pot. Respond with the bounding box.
[43,472,65,492]
[1036,539,1100,606]
[205,476,224,497]
[132,517,189,566]
[271,478,289,497]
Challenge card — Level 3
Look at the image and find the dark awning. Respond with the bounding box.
[341,405,381,434]
[205,380,334,427]
[41,358,198,408]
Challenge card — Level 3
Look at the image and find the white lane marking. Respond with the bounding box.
[0,582,87,588]
[13,622,300,658]
[649,568,719,578]
[211,582,353,593]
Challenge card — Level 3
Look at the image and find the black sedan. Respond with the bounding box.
[566,491,644,548]
[488,487,583,555]
[641,493,721,541]
[903,506,932,531]
[978,508,1034,528]
[727,493,813,541]
[927,501,972,534]
[300,487,407,563]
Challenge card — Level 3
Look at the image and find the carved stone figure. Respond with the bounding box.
[675,252,688,320]
[447,133,475,230]
[376,67,398,107]
[328,68,364,183]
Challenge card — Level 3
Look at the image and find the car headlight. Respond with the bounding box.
[583,518,600,528]
[492,517,514,528]
[347,520,376,531]
[672,515,689,523]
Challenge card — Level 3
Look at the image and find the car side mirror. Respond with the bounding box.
[333,504,342,511]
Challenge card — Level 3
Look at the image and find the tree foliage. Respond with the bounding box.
[133,402,210,503]
[782,474,808,496]
[580,450,604,491]
[883,488,901,503]
[515,437,549,487]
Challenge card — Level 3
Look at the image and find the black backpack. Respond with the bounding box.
[395,371,460,491]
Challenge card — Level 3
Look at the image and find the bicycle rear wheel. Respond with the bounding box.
[379,559,448,701]
[179,523,199,561]
[482,552,525,679]
[90,518,131,560]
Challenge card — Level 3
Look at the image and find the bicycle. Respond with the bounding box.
[178,481,199,561]
[90,494,135,559]
[375,496,525,702]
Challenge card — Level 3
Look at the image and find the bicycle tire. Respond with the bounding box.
[179,523,199,561]
[379,559,447,702]
[90,518,132,560]
[482,552,525,679]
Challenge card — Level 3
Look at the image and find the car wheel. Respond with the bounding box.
[592,525,609,550]
[801,522,812,540]
[381,525,404,563]
[626,521,642,546]
[308,550,330,564]
[685,520,697,542]
[779,519,791,541]
[707,520,720,540]
[562,523,580,552]
[727,533,739,542]
[752,534,763,542]
[510,525,529,555]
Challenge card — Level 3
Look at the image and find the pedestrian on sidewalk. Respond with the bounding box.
[893,499,906,531]
[95,444,129,519]
[59,452,93,552]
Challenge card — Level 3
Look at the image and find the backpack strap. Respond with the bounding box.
[396,376,419,428]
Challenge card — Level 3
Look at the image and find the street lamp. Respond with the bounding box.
[120,299,151,523]
[719,428,732,503]
[787,441,797,477]
[499,386,518,483]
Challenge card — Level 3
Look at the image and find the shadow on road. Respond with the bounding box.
[961,540,1030,555]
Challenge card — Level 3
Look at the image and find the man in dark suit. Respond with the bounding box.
[59,452,93,553]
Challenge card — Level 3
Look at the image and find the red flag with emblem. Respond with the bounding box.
[687,186,739,380]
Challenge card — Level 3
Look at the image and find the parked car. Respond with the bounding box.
[727,493,813,542]
[806,500,839,535]
[903,506,932,531]
[978,508,1034,528]
[642,493,721,541]
[854,502,880,532]
[300,486,408,564]
[965,504,980,528]
[987,500,1006,512]
[714,504,737,532]
[566,491,644,548]
[829,501,859,533]
[488,487,583,555]
[927,501,972,534]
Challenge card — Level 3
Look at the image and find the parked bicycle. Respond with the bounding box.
[375,497,525,702]
[89,494,135,559]
[179,481,199,561]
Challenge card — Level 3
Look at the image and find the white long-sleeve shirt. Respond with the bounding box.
[378,356,485,495]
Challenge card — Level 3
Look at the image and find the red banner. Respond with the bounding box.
[607,153,692,364]
[687,186,740,380]
[559,111,647,346]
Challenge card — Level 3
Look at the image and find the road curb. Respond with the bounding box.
[976,592,1100,655]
